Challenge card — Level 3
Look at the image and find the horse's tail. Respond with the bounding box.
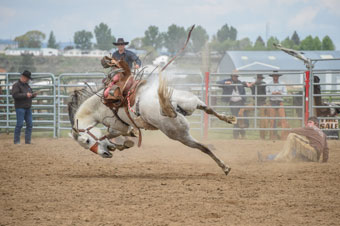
[158,75,177,118]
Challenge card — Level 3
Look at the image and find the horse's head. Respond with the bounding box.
[101,56,131,77]
[71,127,116,158]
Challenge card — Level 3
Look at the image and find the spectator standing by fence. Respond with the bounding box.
[11,70,37,144]
[249,74,268,139]
[266,71,289,140]
[217,70,249,139]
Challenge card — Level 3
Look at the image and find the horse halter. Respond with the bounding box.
[72,124,107,154]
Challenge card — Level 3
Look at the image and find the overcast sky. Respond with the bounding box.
[1,0,339,49]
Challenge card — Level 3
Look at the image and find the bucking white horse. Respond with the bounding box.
[68,75,236,175]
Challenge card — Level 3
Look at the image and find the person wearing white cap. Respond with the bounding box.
[266,71,289,140]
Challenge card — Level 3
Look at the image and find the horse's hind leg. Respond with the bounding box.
[180,135,231,175]
[197,104,237,124]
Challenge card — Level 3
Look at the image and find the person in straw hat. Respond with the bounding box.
[266,70,289,140]
[112,38,141,70]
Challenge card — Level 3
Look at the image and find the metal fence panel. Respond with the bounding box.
[57,73,105,137]
[207,71,305,138]
[1,70,339,140]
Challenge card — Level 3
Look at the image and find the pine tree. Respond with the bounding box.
[291,31,300,46]
[253,36,266,50]
[47,31,58,49]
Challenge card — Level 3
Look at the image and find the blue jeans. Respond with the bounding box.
[14,108,33,144]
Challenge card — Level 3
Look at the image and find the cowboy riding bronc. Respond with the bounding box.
[100,46,147,146]
[112,38,141,70]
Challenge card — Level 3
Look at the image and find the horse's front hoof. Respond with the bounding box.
[124,140,134,148]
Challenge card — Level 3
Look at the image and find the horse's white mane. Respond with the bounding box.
[68,88,102,127]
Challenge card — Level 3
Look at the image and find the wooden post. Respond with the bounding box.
[204,72,210,138]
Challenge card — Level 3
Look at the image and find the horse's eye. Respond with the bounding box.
[86,139,90,144]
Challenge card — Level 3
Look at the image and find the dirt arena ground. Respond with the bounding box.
[1,132,340,226]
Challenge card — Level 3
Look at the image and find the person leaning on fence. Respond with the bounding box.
[11,70,37,144]
[217,70,249,139]
[258,116,329,162]
[266,71,289,140]
[249,74,268,139]
[112,38,141,70]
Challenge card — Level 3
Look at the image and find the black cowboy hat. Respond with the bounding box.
[113,38,129,46]
[269,70,282,77]
[22,70,32,79]
[256,74,264,79]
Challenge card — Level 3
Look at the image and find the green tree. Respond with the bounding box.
[142,25,163,50]
[47,31,59,49]
[313,36,322,50]
[322,35,335,50]
[14,30,46,48]
[94,23,115,50]
[291,31,300,46]
[229,26,237,41]
[163,24,186,55]
[253,36,266,50]
[281,36,295,49]
[238,37,253,50]
[299,35,314,50]
[130,37,143,49]
[74,30,93,50]
[216,24,238,42]
[300,35,323,50]
[189,25,209,54]
[18,54,36,73]
[266,36,280,50]
[216,24,230,42]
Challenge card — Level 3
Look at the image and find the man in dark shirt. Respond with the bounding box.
[249,74,268,139]
[11,70,37,144]
[217,70,249,139]
[112,38,141,70]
